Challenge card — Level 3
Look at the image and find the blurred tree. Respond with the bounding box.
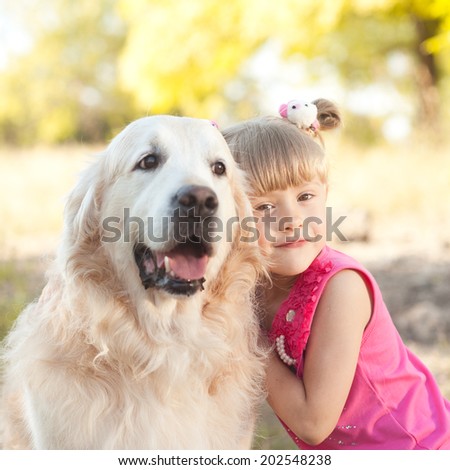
[118,0,450,130]
[0,0,136,144]
[0,0,449,144]
[319,0,450,130]
[117,0,315,118]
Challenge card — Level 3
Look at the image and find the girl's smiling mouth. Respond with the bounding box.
[275,239,308,248]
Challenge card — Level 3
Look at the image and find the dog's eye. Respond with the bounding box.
[137,154,159,170]
[212,161,226,176]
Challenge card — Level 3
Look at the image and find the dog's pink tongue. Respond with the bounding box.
[156,252,208,280]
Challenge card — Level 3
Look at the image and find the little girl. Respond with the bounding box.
[222,99,450,450]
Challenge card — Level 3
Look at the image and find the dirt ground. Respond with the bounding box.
[346,242,450,344]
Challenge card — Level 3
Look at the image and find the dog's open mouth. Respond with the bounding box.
[134,239,211,296]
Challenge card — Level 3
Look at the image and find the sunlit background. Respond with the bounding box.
[1,0,450,450]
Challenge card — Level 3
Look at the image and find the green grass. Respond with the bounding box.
[253,404,297,449]
[0,258,45,341]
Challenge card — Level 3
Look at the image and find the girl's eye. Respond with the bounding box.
[254,203,274,212]
[298,193,313,202]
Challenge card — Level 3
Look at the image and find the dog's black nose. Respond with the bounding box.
[176,185,218,218]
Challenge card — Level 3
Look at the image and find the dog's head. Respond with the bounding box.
[63,116,252,299]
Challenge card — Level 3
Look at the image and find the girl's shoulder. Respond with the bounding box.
[315,246,379,291]
[322,246,367,271]
[285,245,373,309]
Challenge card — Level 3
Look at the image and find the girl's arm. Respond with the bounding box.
[265,269,372,446]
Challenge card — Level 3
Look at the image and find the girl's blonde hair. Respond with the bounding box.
[222,98,341,195]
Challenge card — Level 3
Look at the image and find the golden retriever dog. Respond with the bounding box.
[1,116,265,449]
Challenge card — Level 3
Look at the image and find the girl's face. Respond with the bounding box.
[250,179,328,278]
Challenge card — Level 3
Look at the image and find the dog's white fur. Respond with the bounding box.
[1,116,266,449]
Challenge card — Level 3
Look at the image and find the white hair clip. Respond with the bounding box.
[279,100,320,134]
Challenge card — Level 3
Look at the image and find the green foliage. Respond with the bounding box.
[0,0,450,144]
[0,0,137,144]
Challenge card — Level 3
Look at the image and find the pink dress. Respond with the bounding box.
[269,245,450,449]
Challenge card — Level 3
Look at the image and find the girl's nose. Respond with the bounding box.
[279,208,303,233]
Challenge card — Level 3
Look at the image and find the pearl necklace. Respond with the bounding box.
[275,335,296,366]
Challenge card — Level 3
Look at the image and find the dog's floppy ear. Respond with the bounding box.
[63,156,105,246]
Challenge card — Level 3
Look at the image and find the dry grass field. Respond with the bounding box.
[1,138,449,449]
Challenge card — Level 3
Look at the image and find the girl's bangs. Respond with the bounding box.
[243,123,327,195]
[223,117,328,196]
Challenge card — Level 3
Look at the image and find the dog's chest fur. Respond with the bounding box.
[21,296,253,450]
